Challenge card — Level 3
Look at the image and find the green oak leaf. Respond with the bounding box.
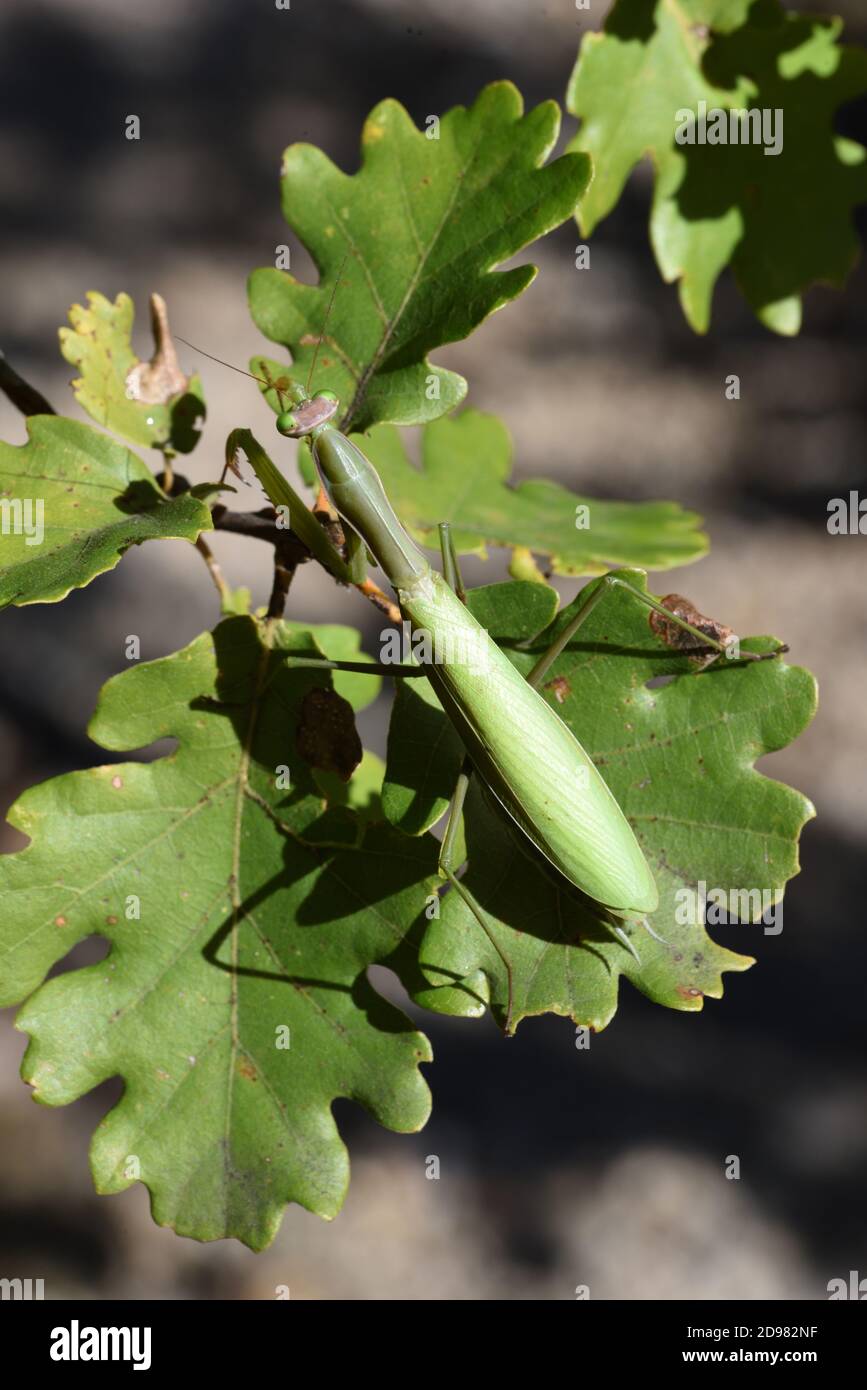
[279,618,382,712]
[678,1,755,31]
[0,416,212,608]
[248,81,592,432]
[355,409,708,577]
[220,584,252,617]
[0,616,437,1248]
[59,290,205,452]
[315,750,387,831]
[567,0,867,333]
[384,571,817,1032]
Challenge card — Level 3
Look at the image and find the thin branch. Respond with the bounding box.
[211,502,401,622]
[266,556,297,619]
[0,351,55,416]
[195,536,230,604]
[212,504,290,545]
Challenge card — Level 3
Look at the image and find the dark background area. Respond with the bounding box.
[1,0,865,1299]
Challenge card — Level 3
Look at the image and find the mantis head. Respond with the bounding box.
[274,387,340,439]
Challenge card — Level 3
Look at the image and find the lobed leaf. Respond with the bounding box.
[0,617,437,1247]
[0,416,212,608]
[567,0,867,333]
[357,408,708,576]
[248,82,592,431]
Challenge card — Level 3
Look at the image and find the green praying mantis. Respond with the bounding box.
[179,301,786,1029]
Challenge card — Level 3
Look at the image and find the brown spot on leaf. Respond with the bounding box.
[544,675,571,704]
[237,1057,258,1082]
[54,915,67,928]
[105,915,118,926]
[676,985,703,1000]
[296,686,362,782]
[111,775,123,789]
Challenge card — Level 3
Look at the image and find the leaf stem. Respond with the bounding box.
[159,448,175,495]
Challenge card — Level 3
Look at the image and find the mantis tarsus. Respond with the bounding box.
[180,312,787,1032]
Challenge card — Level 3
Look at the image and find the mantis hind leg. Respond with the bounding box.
[438,763,515,1034]
[438,521,466,600]
[526,571,786,690]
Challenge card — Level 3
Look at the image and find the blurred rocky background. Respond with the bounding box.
[0,0,865,1299]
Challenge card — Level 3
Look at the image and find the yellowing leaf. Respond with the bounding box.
[60,291,205,451]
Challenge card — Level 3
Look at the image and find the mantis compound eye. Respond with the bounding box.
[275,411,299,436]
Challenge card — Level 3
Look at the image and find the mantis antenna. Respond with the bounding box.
[177,248,350,411]
[174,335,283,393]
[304,251,350,394]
